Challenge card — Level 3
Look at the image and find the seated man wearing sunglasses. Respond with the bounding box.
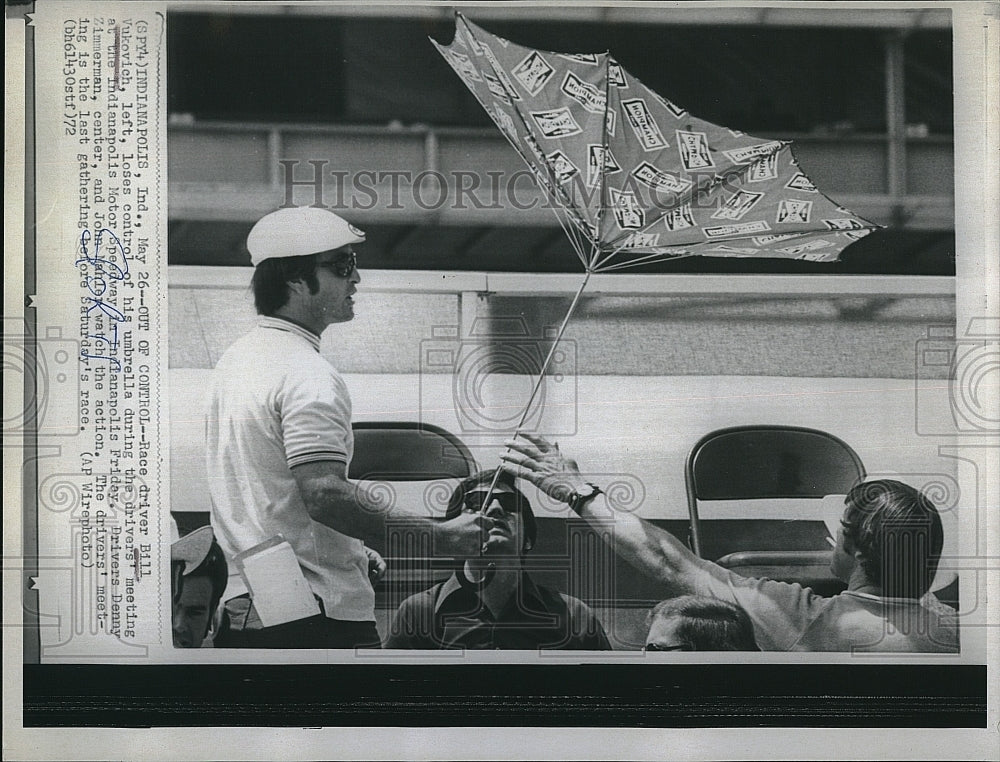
[206,208,501,649]
[385,469,611,650]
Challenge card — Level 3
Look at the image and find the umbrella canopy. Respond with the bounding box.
[432,14,880,273]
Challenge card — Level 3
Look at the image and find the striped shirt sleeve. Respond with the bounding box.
[280,364,353,469]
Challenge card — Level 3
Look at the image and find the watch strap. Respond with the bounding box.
[568,483,603,514]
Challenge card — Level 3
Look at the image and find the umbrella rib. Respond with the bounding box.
[591,54,614,272]
[596,251,697,272]
[553,191,590,264]
[545,189,590,268]
[479,270,593,514]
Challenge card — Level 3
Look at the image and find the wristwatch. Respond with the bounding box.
[567,482,603,514]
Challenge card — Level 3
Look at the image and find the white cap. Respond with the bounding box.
[170,525,215,576]
[247,208,365,266]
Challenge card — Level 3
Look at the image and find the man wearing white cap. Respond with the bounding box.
[205,208,499,649]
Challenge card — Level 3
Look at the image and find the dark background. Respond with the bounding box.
[168,16,952,135]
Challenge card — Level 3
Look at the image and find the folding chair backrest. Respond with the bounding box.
[685,425,865,558]
[349,422,477,481]
[349,423,477,621]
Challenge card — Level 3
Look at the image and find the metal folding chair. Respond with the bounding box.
[349,422,478,617]
[685,425,866,559]
[349,421,477,481]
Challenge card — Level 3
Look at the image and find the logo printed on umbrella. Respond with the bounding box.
[786,172,819,193]
[723,141,783,164]
[490,106,517,141]
[621,231,660,248]
[823,218,867,231]
[512,51,556,96]
[608,60,629,88]
[746,154,779,183]
[777,238,833,255]
[547,150,580,183]
[663,204,696,232]
[711,189,764,221]
[776,199,814,224]
[753,233,804,246]
[676,130,714,170]
[622,99,668,151]
[631,161,692,193]
[558,52,600,65]
[704,220,771,238]
[609,188,644,229]
[796,250,836,262]
[839,229,870,241]
[531,107,584,138]
[482,46,520,99]
[448,51,482,83]
[707,245,762,256]
[483,72,511,104]
[649,90,686,119]
[587,145,622,187]
[561,72,607,114]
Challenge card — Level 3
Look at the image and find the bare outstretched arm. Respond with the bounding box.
[500,434,711,593]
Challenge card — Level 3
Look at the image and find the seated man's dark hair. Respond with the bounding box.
[445,469,537,552]
[251,253,321,316]
[842,479,944,599]
[646,595,760,651]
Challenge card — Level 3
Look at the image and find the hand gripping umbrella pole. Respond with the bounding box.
[477,270,592,514]
[455,270,591,592]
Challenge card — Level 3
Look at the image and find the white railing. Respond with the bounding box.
[168,266,954,298]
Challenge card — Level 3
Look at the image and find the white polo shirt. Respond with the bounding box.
[694,561,959,652]
[205,316,374,621]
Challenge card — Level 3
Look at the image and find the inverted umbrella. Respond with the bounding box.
[431,14,880,510]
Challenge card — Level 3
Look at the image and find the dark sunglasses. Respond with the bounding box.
[643,643,691,652]
[462,491,522,515]
[317,251,357,278]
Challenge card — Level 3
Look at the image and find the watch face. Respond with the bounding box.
[576,484,598,499]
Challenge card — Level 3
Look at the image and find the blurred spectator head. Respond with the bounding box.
[645,595,760,651]
[171,526,229,647]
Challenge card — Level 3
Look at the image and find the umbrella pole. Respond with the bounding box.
[479,270,593,514]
